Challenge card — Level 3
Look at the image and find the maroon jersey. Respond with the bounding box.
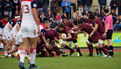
[57,26,70,34]
[45,29,57,40]
[63,21,74,28]
[63,21,78,40]
[80,23,100,43]
[93,18,105,34]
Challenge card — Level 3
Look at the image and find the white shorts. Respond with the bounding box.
[4,31,13,41]
[15,31,23,45]
[20,24,38,38]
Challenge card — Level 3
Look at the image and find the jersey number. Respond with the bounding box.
[22,5,29,13]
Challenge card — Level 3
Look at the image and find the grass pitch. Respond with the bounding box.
[0,52,121,69]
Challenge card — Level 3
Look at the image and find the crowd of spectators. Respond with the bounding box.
[0,0,121,31]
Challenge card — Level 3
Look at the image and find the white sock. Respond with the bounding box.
[18,48,27,63]
[4,51,8,56]
[30,48,36,64]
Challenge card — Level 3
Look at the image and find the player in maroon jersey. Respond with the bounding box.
[73,20,101,56]
[39,21,61,57]
[62,17,82,56]
[88,13,109,56]
[57,23,82,56]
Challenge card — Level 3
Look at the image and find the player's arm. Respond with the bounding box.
[61,33,72,40]
[9,24,13,30]
[90,24,98,37]
[54,37,59,43]
[16,24,20,32]
[31,2,40,34]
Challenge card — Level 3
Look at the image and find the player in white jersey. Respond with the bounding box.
[0,15,9,57]
[3,16,20,56]
[19,0,40,69]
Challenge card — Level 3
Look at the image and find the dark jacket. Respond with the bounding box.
[51,0,59,14]
[3,1,13,11]
[98,0,107,5]
[84,0,92,6]
[110,0,118,9]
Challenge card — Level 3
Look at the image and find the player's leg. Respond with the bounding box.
[50,40,61,56]
[95,46,99,56]
[29,37,39,69]
[60,41,74,56]
[86,39,93,56]
[98,40,109,56]
[73,40,83,56]
[18,38,28,69]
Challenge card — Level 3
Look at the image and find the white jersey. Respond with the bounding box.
[11,19,22,38]
[20,0,38,38]
[3,20,16,41]
[4,20,16,33]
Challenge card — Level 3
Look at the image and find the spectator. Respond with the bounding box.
[73,16,80,25]
[110,0,118,11]
[118,0,121,15]
[11,0,20,19]
[114,15,121,30]
[83,0,92,12]
[78,0,84,7]
[50,19,60,29]
[82,10,89,18]
[94,9,101,17]
[70,0,77,12]
[13,10,19,17]
[39,12,47,24]
[0,1,3,20]
[3,0,13,18]
[46,10,54,20]
[61,0,71,19]
[43,0,49,15]
[55,13,62,22]
[78,0,84,14]
[73,9,82,19]
[51,0,59,18]
[57,0,62,6]
[98,0,107,13]
[62,12,68,19]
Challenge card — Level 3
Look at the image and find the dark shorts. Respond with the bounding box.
[66,39,77,43]
[106,30,113,39]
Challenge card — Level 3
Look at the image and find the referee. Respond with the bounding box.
[103,7,114,57]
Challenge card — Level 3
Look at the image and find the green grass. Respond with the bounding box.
[0,52,121,69]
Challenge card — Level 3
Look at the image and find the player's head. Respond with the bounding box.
[89,12,95,20]
[15,16,20,22]
[3,15,9,22]
[78,20,84,26]
[63,17,68,24]
[44,20,50,29]
[58,23,65,31]
[102,7,109,14]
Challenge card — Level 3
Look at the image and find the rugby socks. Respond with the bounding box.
[64,45,74,52]
[4,51,8,56]
[105,45,109,50]
[76,47,82,56]
[29,48,36,64]
[53,46,61,56]
[87,44,93,56]
[95,48,99,55]
[101,47,109,55]
[18,48,27,63]
[109,45,113,52]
